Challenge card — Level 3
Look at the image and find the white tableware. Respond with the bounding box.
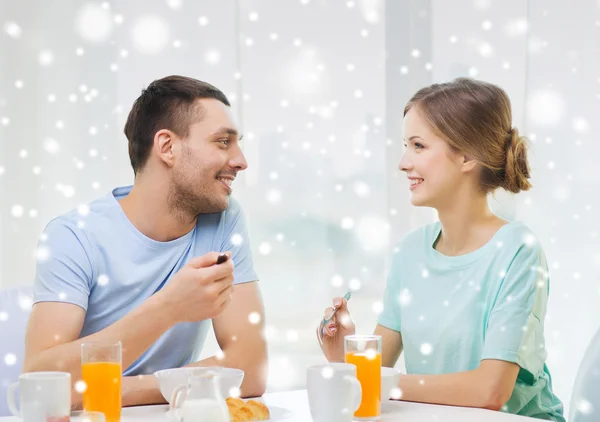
[307,363,362,422]
[381,367,401,400]
[154,366,243,404]
[7,371,71,422]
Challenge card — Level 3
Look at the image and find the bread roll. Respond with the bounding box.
[226,397,270,421]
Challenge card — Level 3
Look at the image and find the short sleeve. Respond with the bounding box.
[481,242,549,380]
[377,252,403,332]
[220,199,258,285]
[33,218,94,311]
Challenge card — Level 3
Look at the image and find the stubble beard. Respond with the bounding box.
[168,174,229,223]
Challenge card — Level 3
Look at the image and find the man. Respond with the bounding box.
[23,75,267,406]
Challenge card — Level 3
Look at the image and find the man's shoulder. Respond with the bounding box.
[42,190,119,244]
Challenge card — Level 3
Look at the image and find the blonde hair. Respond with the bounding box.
[404,77,532,194]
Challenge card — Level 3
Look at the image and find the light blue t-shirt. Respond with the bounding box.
[33,186,258,376]
[377,221,564,421]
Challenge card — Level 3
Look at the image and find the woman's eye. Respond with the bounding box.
[415,142,424,149]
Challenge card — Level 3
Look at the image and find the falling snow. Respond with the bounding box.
[248,312,261,324]
[0,2,597,407]
[132,16,169,54]
[4,354,17,366]
[75,3,113,42]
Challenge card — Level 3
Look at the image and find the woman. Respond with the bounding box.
[319,78,564,421]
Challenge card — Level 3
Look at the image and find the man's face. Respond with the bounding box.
[170,98,247,215]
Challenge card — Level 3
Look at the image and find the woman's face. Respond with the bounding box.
[399,107,476,209]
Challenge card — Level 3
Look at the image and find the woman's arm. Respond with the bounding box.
[374,324,403,367]
[372,325,518,410]
[396,359,519,410]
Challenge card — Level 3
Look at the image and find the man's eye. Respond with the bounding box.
[218,139,229,146]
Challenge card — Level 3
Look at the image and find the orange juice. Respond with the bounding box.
[345,352,381,419]
[82,362,122,422]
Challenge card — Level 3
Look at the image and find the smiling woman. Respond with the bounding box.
[319,78,565,421]
[400,77,532,210]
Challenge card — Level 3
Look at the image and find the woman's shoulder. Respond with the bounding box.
[391,221,440,257]
[397,221,439,245]
[496,221,544,252]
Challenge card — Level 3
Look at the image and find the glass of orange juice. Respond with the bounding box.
[81,341,122,422]
[344,335,381,421]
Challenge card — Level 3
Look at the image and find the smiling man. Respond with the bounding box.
[23,75,267,406]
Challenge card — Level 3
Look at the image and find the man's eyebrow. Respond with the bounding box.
[212,127,242,139]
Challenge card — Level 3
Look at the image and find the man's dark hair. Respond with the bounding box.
[124,75,230,175]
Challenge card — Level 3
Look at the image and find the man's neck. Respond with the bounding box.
[118,176,196,242]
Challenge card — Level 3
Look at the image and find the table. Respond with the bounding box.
[1,389,534,421]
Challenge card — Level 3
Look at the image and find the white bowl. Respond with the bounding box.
[381,367,401,399]
[153,366,244,404]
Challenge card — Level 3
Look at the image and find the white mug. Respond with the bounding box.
[7,371,71,422]
[307,363,362,422]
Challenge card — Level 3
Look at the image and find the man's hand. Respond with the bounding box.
[157,251,235,323]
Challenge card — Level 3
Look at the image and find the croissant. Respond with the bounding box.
[226,397,270,421]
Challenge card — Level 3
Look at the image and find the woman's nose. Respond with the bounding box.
[398,153,412,172]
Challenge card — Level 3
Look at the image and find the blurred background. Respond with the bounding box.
[1,0,599,417]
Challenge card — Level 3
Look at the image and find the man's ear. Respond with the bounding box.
[155,129,176,168]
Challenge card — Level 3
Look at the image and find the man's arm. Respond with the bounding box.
[194,281,268,398]
[26,251,235,408]
[24,296,174,407]
[395,359,520,410]
[121,281,268,406]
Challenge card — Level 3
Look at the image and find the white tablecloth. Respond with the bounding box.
[1,389,535,421]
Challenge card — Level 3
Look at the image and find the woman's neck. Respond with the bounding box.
[435,194,507,256]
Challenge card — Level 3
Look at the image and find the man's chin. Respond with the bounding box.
[202,196,230,214]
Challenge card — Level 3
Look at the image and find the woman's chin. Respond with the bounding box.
[409,194,429,207]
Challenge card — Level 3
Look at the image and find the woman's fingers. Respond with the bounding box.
[322,307,338,336]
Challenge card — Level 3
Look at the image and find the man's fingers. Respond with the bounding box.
[217,283,234,297]
[199,259,234,282]
[214,277,234,294]
[188,252,223,268]
[188,251,233,269]
[218,286,234,308]
[215,259,234,277]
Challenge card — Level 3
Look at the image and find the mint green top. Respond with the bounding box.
[377,221,564,421]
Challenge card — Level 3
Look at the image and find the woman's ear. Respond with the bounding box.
[460,155,478,173]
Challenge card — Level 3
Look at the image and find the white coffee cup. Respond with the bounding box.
[307,363,362,422]
[7,371,71,422]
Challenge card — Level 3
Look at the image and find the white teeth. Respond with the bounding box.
[218,178,233,187]
[409,179,424,186]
